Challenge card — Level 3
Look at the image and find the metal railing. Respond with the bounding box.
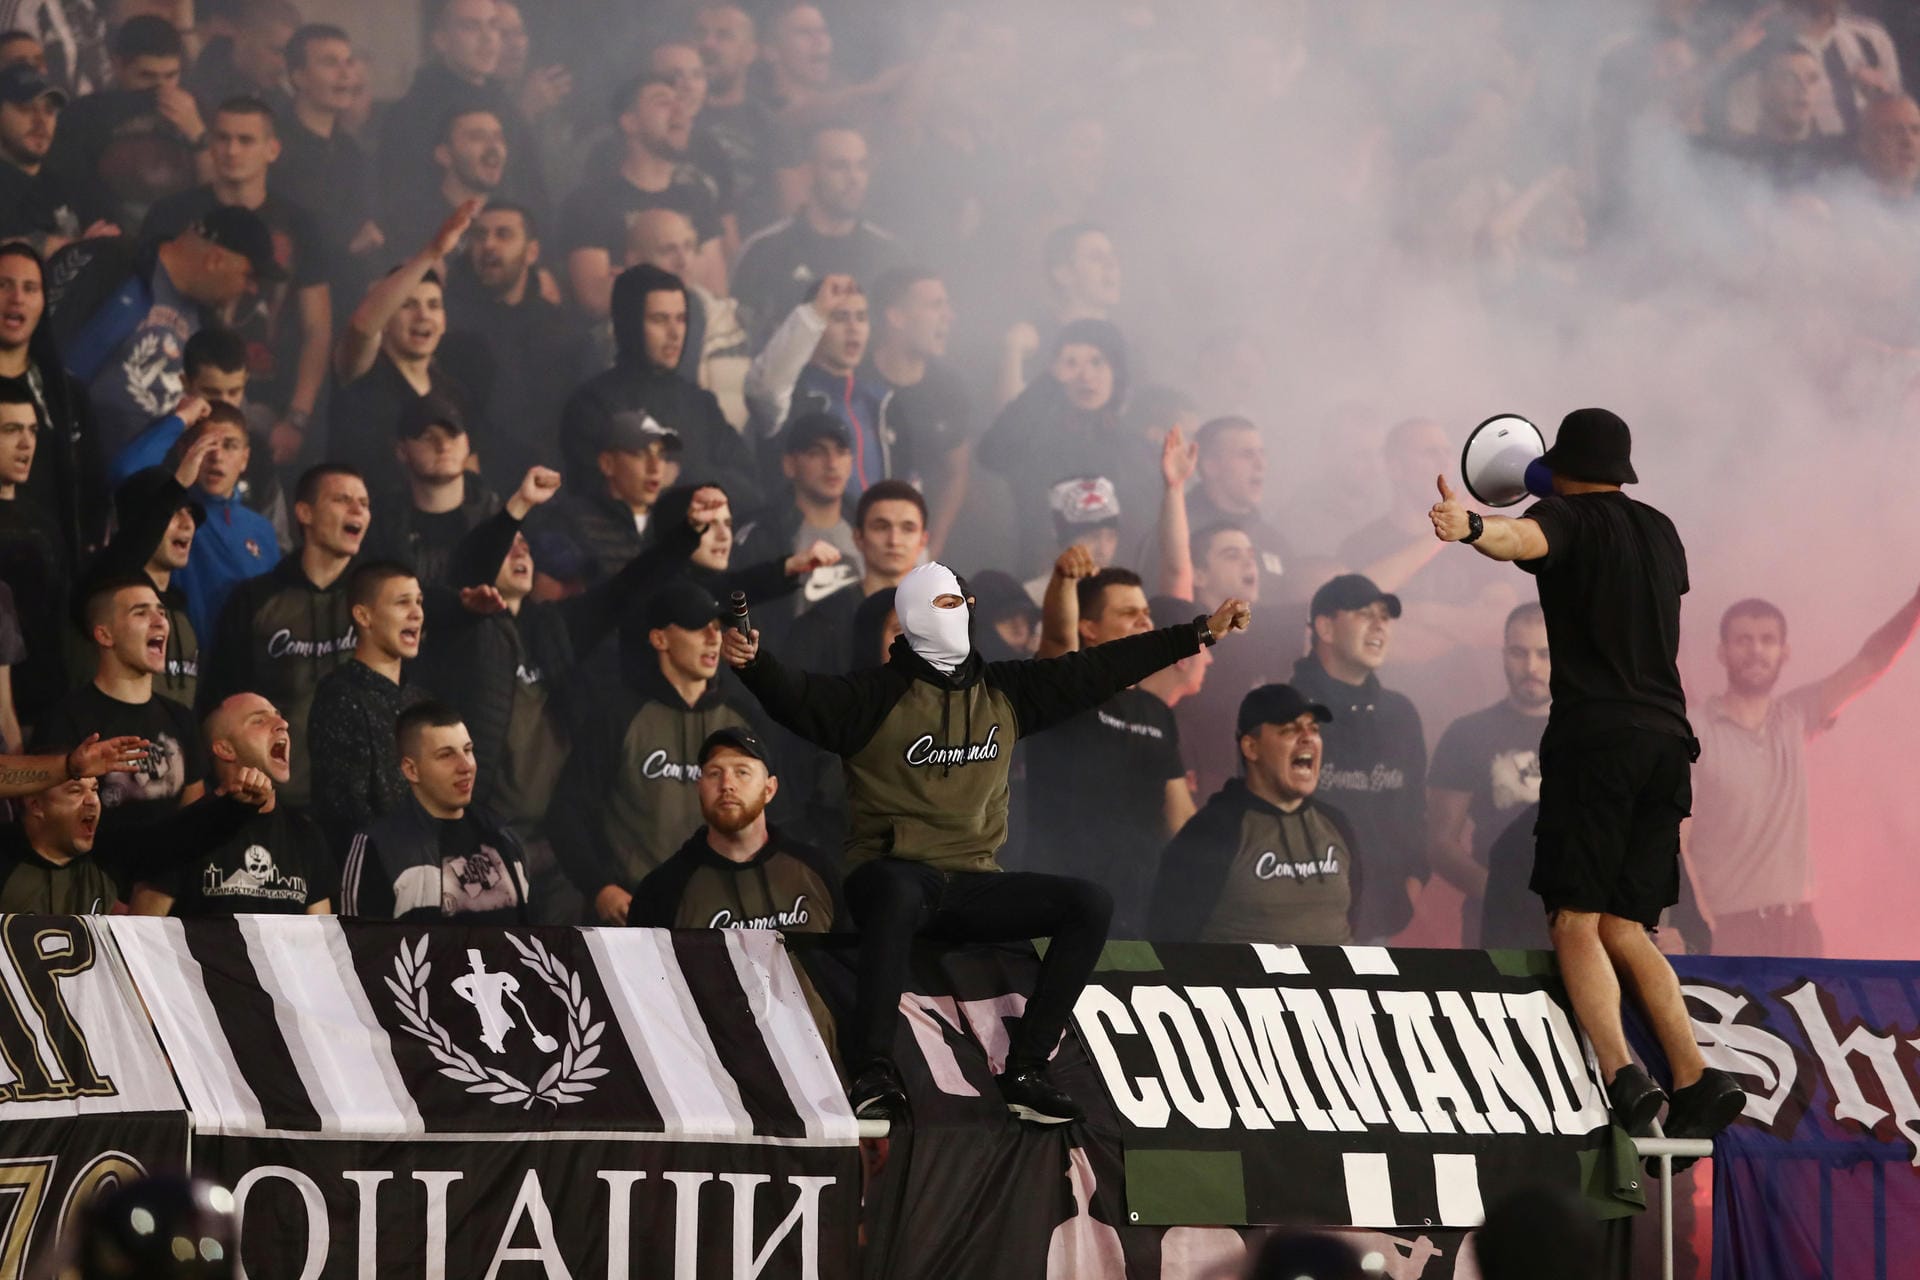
[851,1120,1715,1280]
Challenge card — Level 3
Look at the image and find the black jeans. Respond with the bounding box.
[842,858,1113,1072]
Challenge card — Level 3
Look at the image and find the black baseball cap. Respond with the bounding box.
[1539,406,1637,486]
[192,206,288,283]
[115,466,205,528]
[601,409,681,455]
[0,63,68,108]
[1235,684,1333,737]
[1309,573,1402,620]
[781,410,852,454]
[644,579,722,631]
[397,394,465,439]
[698,726,774,771]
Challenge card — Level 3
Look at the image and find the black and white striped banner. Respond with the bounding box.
[107,917,856,1145]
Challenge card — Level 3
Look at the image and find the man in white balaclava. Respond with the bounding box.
[724,558,1252,1125]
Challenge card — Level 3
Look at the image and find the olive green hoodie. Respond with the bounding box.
[737,624,1203,874]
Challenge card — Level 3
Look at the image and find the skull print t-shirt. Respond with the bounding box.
[145,806,337,916]
[32,684,205,838]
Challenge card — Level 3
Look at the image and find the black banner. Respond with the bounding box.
[201,1133,858,1279]
[0,1111,188,1274]
[1072,943,1626,1230]
[832,941,1523,1280]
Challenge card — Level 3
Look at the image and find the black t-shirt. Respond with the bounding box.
[33,684,205,834]
[1518,493,1691,749]
[699,99,782,232]
[0,492,72,723]
[146,805,337,916]
[0,160,116,243]
[436,813,526,924]
[143,188,329,411]
[559,169,725,259]
[1428,699,1546,943]
[327,354,477,489]
[867,357,971,487]
[1025,686,1184,933]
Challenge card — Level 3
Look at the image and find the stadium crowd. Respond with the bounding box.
[1,0,1918,1103]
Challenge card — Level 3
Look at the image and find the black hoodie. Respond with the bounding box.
[546,634,755,896]
[737,621,1201,874]
[976,319,1144,575]
[1290,654,1428,940]
[199,556,358,806]
[1150,780,1363,944]
[556,265,761,509]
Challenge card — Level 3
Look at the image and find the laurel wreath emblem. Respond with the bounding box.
[385,934,609,1107]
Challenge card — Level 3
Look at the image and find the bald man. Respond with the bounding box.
[129,692,336,916]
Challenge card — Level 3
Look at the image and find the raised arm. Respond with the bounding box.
[1155,426,1196,600]
[1038,544,1095,659]
[333,199,480,382]
[1429,475,1549,563]
[1806,583,1920,725]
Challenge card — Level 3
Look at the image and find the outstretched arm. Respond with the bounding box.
[333,199,480,382]
[994,600,1249,737]
[1806,583,1920,725]
[1429,475,1548,563]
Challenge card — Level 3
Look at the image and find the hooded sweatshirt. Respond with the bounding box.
[86,469,203,705]
[976,319,1137,575]
[557,265,761,509]
[108,412,282,642]
[546,637,754,895]
[199,555,358,805]
[1150,780,1363,944]
[1290,654,1428,940]
[737,610,1203,875]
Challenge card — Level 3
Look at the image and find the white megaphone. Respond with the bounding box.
[1461,414,1555,508]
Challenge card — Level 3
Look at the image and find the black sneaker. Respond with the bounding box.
[997,1065,1084,1125]
[849,1061,909,1124]
[1656,1068,1746,1174]
[1606,1064,1668,1136]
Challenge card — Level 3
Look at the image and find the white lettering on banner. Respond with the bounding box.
[1681,982,1800,1128]
[481,1170,573,1280]
[265,626,357,661]
[1073,986,1171,1127]
[343,1171,392,1279]
[641,750,702,783]
[232,1166,328,1280]
[903,723,1001,768]
[1071,980,1609,1137]
[271,1165,840,1277]
[1781,979,1920,1165]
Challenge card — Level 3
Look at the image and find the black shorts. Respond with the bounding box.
[1530,730,1695,928]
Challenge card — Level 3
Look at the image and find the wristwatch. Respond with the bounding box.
[1193,614,1218,647]
[1461,511,1485,544]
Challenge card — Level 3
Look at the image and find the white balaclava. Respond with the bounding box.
[895,562,971,673]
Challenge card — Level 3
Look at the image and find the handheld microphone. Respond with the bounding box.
[727,590,751,636]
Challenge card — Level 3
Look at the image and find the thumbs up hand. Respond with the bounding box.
[1430,474,1473,543]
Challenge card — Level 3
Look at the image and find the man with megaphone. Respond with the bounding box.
[1429,407,1745,1166]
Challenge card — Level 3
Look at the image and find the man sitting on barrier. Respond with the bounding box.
[722,559,1250,1125]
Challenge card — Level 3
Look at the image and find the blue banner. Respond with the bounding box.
[1652,956,1920,1280]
